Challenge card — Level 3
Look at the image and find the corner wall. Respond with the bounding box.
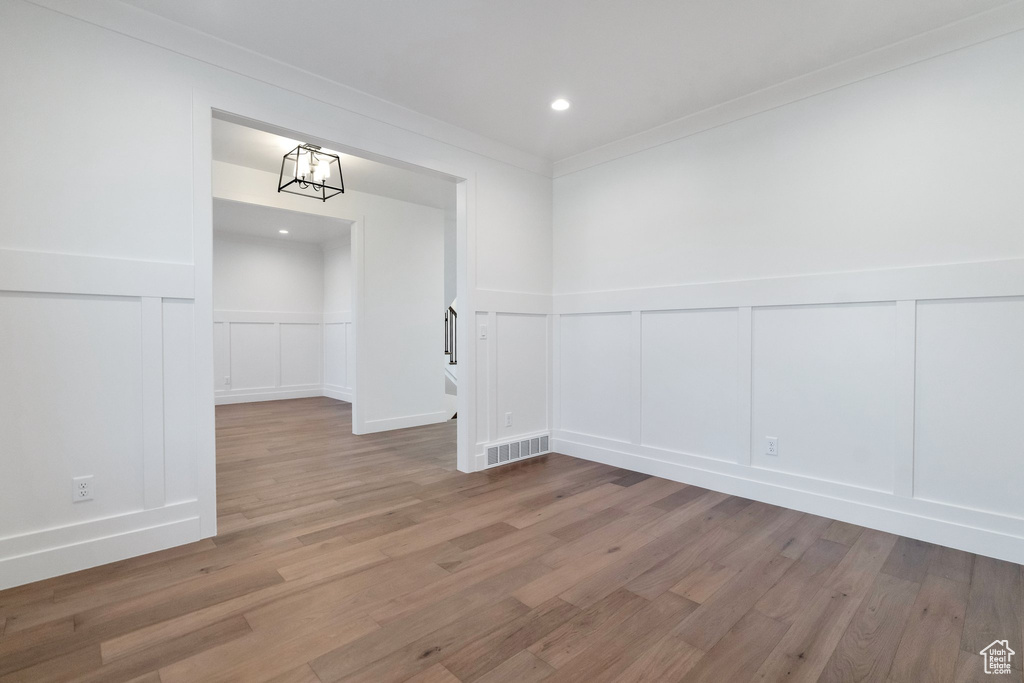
[212,162,449,432]
[551,30,1024,563]
[0,0,552,590]
[212,233,353,405]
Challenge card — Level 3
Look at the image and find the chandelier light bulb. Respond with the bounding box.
[296,153,311,179]
[314,157,330,182]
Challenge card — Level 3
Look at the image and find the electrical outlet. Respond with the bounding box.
[504,412,513,427]
[223,376,231,386]
[765,437,778,456]
[479,324,488,340]
[73,476,94,502]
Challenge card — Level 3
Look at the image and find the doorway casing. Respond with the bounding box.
[192,92,477,539]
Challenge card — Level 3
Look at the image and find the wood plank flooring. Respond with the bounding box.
[1,396,1021,682]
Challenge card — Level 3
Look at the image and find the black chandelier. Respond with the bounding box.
[278,144,345,201]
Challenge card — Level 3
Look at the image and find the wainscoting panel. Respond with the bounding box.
[163,299,199,505]
[0,292,146,538]
[495,313,549,442]
[641,308,739,462]
[323,323,348,389]
[213,322,230,390]
[228,322,278,391]
[280,323,321,387]
[915,297,1024,518]
[214,311,352,404]
[553,260,1024,564]
[0,249,201,589]
[750,303,896,492]
[475,312,490,447]
[559,312,632,442]
[323,316,353,402]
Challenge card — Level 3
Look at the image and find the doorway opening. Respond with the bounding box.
[205,112,461,533]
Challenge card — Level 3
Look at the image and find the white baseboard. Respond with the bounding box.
[359,410,449,434]
[553,431,1024,566]
[215,387,323,405]
[0,502,202,591]
[323,384,353,403]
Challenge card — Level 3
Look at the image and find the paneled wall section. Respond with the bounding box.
[213,312,353,404]
[0,249,200,590]
[552,262,1024,564]
[473,311,551,460]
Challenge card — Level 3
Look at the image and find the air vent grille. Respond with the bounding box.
[482,434,551,469]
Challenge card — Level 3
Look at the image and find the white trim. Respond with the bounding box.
[141,297,166,510]
[323,384,353,403]
[192,94,218,539]
[475,289,553,315]
[214,310,323,324]
[555,258,1024,314]
[486,310,498,445]
[893,301,917,498]
[361,411,450,434]
[552,432,1024,566]
[456,178,476,472]
[551,314,561,435]
[214,387,324,405]
[273,322,282,389]
[0,503,200,591]
[350,217,366,434]
[553,7,1024,176]
[0,248,194,299]
[545,313,554,433]
[323,311,352,324]
[735,307,753,466]
[628,311,642,445]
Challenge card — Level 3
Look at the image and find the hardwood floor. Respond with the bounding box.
[1,396,1021,682]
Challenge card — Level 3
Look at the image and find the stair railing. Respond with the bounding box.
[444,306,457,365]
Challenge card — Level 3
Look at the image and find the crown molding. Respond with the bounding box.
[21,0,552,178]
[554,2,1024,178]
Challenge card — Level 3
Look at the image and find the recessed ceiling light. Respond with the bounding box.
[279,229,289,234]
[551,98,571,111]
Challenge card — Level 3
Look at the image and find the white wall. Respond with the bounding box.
[323,242,352,315]
[444,206,457,307]
[360,206,446,431]
[551,30,1024,564]
[214,234,324,313]
[212,233,337,404]
[213,161,448,432]
[554,31,1024,293]
[323,242,354,402]
[0,0,552,590]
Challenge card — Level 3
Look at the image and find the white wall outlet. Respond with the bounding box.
[223,376,231,386]
[73,475,94,502]
[765,437,779,456]
[479,324,488,340]
[504,412,513,427]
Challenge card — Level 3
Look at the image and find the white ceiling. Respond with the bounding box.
[118,0,1009,161]
[212,118,456,210]
[213,198,351,247]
